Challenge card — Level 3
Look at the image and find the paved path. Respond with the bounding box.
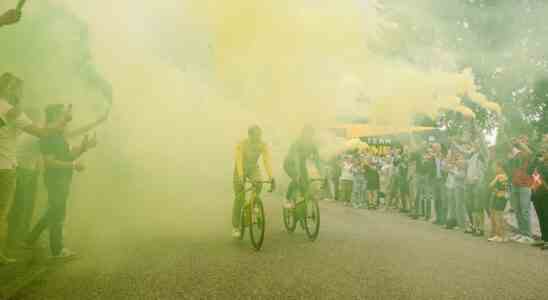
[13,196,548,300]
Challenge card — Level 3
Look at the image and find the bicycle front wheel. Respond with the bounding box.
[238,206,247,241]
[249,199,266,250]
[283,206,297,233]
[303,198,320,241]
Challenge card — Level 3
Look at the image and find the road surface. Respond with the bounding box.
[13,195,548,300]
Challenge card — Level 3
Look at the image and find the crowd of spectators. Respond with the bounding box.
[324,132,548,248]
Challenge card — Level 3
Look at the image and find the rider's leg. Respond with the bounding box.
[232,173,245,230]
[284,162,299,205]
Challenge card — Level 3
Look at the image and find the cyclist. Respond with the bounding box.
[232,125,274,238]
[284,126,324,208]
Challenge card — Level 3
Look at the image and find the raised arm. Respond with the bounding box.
[70,133,98,159]
[66,113,108,138]
[20,105,72,138]
[22,122,68,138]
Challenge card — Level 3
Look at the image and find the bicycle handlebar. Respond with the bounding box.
[244,179,276,193]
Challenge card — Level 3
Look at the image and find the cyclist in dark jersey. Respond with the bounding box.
[283,126,323,208]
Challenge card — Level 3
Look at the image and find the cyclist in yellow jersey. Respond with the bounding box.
[232,125,275,238]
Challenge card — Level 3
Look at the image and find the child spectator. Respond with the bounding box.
[488,163,510,242]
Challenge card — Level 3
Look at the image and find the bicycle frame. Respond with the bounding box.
[238,180,274,250]
[241,181,272,216]
[292,178,325,213]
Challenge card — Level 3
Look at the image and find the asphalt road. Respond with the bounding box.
[13,195,548,300]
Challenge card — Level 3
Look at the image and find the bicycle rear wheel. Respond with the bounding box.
[283,206,297,233]
[249,199,266,250]
[303,198,320,241]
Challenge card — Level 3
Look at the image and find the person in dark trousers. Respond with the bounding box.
[7,108,107,248]
[394,147,411,213]
[410,145,429,219]
[430,143,447,225]
[25,104,99,259]
[365,159,380,209]
[506,135,534,243]
[528,146,548,250]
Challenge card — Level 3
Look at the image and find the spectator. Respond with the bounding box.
[488,163,510,242]
[7,108,108,248]
[465,142,487,236]
[507,135,535,243]
[410,144,430,219]
[485,147,498,239]
[327,155,342,201]
[445,151,467,230]
[397,147,411,213]
[25,104,98,259]
[528,140,548,249]
[431,143,447,226]
[351,154,367,208]
[339,155,354,206]
[0,9,21,28]
[421,147,436,220]
[6,108,42,249]
[0,73,70,265]
[366,159,380,209]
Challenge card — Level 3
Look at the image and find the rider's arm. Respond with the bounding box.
[313,147,324,177]
[235,143,244,179]
[261,144,273,180]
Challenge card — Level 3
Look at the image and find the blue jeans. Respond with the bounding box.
[447,187,466,228]
[28,179,71,256]
[352,175,367,206]
[510,186,532,237]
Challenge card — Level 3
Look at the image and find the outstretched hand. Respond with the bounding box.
[82,133,98,151]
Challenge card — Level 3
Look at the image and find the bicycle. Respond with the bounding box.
[238,180,275,251]
[283,178,324,241]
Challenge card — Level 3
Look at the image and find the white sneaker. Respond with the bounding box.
[517,236,535,244]
[51,248,76,259]
[232,228,241,238]
[488,236,503,242]
[283,202,295,209]
[509,234,522,241]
